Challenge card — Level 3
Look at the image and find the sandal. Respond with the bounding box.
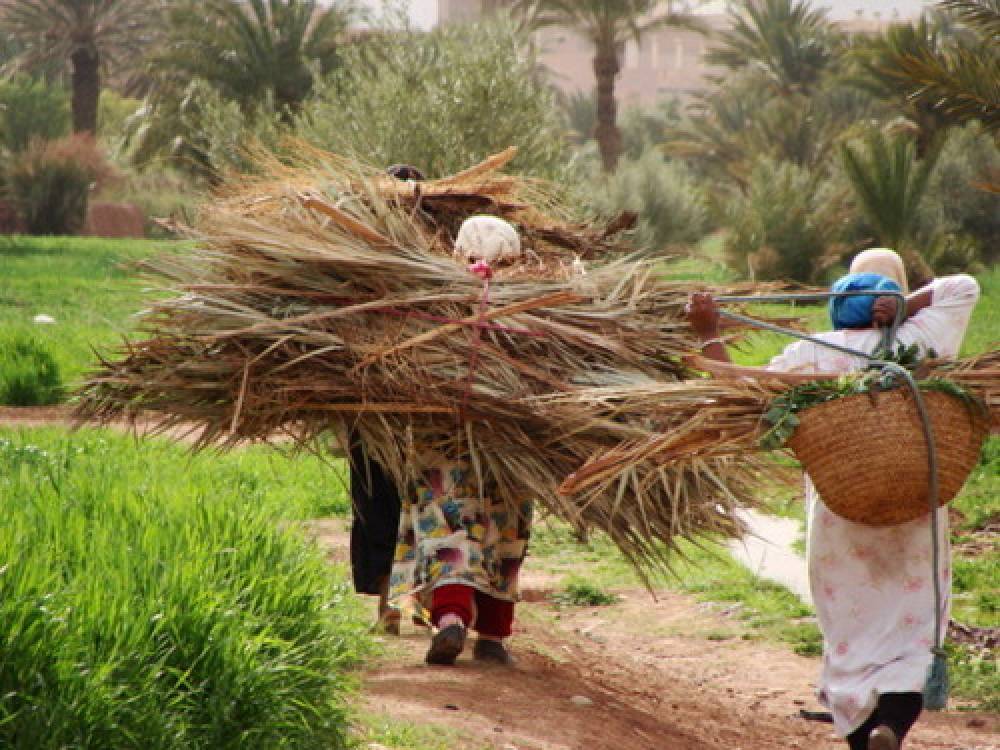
[425,623,466,665]
[868,726,899,750]
[473,638,514,665]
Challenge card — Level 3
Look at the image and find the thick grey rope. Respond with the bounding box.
[880,363,944,657]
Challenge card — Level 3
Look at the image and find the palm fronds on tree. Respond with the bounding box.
[703,0,841,95]
[846,16,955,155]
[889,46,1000,133]
[840,130,942,279]
[0,0,159,132]
[854,0,1000,135]
[938,0,1000,36]
[75,147,813,575]
[151,0,352,120]
[666,75,851,190]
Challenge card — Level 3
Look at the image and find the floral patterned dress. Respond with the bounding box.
[388,455,532,608]
[766,275,980,737]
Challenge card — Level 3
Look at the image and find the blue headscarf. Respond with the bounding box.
[829,272,901,330]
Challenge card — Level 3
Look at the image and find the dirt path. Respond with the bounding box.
[6,412,996,750]
[308,521,999,750]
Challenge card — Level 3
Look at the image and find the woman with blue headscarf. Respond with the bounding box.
[686,250,980,750]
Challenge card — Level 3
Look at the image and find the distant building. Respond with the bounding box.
[436,0,920,106]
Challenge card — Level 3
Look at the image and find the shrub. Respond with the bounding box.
[100,168,204,236]
[5,135,117,234]
[0,333,63,406]
[0,429,370,749]
[588,150,711,253]
[618,98,682,160]
[925,233,985,276]
[723,158,845,282]
[98,89,142,140]
[918,125,1000,265]
[298,19,569,179]
[124,78,289,182]
[0,75,71,153]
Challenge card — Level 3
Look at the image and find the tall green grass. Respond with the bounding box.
[0,427,366,749]
[0,332,64,405]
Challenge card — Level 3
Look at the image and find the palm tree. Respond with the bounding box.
[841,130,943,281]
[0,0,158,134]
[849,14,972,156]
[152,0,352,120]
[665,71,863,189]
[704,0,841,96]
[515,0,696,172]
[880,0,1000,134]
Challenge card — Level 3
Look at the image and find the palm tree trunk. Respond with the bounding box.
[71,47,100,134]
[593,38,622,173]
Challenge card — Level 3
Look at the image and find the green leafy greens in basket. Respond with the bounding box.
[759,344,983,450]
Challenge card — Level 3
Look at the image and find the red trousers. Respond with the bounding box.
[431,583,514,638]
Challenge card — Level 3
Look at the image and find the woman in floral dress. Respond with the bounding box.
[389,453,531,665]
[389,216,533,666]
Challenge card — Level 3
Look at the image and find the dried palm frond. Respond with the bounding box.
[78,148,810,574]
[548,352,999,508]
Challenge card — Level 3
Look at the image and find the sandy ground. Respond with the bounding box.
[309,520,999,750]
[6,408,997,750]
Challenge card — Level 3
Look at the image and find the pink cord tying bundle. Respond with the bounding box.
[460,262,494,423]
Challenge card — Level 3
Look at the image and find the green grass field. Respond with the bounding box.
[0,427,368,747]
[0,236,181,384]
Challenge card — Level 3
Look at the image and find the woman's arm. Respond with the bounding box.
[872,283,935,326]
[684,292,731,363]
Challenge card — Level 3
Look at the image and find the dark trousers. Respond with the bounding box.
[348,433,402,596]
[847,693,923,750]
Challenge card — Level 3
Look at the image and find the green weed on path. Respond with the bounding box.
[0,427,368,749]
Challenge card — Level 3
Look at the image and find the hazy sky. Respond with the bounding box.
[361,0,935,27]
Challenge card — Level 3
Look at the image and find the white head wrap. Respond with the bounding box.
[455,216,521,265]
[849,248,909,294]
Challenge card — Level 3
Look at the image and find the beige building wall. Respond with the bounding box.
[436,1,906,106]
[533,17,730,106]
[435,1,731,105]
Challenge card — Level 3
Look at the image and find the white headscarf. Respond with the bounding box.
[455,216,521,265]
[849,248,909,294]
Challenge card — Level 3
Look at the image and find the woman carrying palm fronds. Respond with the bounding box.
[390,216,533,667]
[687,249,981,750]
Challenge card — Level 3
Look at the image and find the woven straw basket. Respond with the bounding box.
[787,389,989,526]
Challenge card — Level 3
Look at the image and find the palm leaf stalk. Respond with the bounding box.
[76,147,820,576]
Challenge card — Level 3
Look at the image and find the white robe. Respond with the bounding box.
[766,275,981,736]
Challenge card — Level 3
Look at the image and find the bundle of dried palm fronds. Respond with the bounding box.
[550,352,999,502]
[926,351,1000,431]
[216,145,639,281]
[78,148,812,573]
